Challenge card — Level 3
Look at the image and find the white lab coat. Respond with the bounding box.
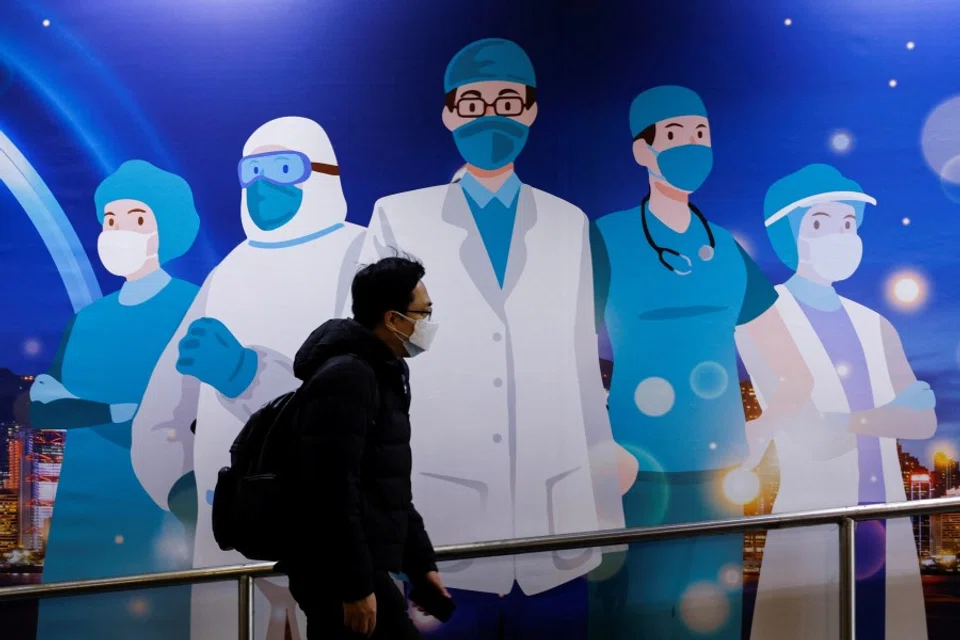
[745,285,926,640]
[131,117,365,640]
[355,182,623,596]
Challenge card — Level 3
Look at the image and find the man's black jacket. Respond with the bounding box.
[287,318,437,603]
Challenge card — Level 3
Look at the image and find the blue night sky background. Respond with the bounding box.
[1,0,960,464]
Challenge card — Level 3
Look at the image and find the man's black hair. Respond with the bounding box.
[351,254,426,330]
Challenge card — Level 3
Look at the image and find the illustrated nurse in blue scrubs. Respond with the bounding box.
[590,86,813,639]
[29,159,200,640]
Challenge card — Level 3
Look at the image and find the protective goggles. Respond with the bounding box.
[238,151,339,188]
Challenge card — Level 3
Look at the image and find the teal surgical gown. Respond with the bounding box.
[590,205,777,639]
[31,271,198,640]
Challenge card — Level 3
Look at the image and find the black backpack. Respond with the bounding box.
[211,390,299,561]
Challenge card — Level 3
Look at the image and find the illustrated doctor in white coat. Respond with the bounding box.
[131,116,365,640]
[352,38,631,638]
[738,164,935,640]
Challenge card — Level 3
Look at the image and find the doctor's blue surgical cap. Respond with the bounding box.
[629,86,708,138]
[94,159,200,265]
[444,38,536,93]
[763,163,872,270]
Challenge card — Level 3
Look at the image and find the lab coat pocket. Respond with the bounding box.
[417,472,488,573]
[546,466,596,571]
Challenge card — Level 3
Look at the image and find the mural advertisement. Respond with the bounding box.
[2,1,960,639]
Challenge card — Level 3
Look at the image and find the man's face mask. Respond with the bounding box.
[390,312,439,358]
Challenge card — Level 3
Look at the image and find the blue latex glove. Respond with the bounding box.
[30,374,79,404]
[110,403,139,423]
[176,317,258,399]
[889,380,936,411]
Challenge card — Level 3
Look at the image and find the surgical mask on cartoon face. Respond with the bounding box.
[97,230,157,277]
[800,233,863,282]
[453,116,530,171]
[648,144,714,192]
[246,180,303,231]
[392,314,439,358]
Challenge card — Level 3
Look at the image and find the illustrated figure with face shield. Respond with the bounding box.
[741,164,934,640]
[355,38,628,638]
[30,160,200,640]
[590,87,814,639]
[131,117,364,640]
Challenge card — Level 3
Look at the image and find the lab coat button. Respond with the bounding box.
[493,433,502,443]
[493,332,503,342]
[493,378,503,388]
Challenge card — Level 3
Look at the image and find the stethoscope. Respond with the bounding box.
[640,193,716,276]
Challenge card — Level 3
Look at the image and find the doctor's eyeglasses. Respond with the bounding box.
[456,96,526,118]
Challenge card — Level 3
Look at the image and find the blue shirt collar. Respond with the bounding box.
[119,268,171,306]
[459,172,522,208]
[786,274,843,312]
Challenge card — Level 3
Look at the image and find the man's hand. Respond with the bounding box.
[343,593,377,637]
[413,571,452,616]
[425,571,451,599]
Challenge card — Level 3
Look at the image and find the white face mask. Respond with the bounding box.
[392,313,439,358]
[800,234,863,283]
[97,230,158,277]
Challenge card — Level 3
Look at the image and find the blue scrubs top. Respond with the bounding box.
[593,204,777,473]
[32,270,198,640]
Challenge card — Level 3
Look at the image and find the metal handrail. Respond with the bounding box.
[3,496,960,639]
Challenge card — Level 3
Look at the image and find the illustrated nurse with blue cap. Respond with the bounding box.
[29,159,200,640]
[591,87,814,639]
[744,164,933,640]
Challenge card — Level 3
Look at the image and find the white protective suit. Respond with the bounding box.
[131,117,365,640]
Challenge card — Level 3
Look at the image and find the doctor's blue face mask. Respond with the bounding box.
[648,143,714,193]
[238,150,340,231]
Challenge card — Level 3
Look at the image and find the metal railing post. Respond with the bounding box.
[238,575,254,640]
[839,518,856,640]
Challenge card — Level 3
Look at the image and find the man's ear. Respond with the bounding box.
[632,139,657,169]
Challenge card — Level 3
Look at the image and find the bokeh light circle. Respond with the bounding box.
[921,96,960,183]
[722,468,760,505]
[829,130,854,155]
[884,269,930,313]
[940,155,960,203]
[690,361,729,400]
[635,377,675,417]
[679,582,730,634]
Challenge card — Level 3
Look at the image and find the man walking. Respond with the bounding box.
[286,256,450,638]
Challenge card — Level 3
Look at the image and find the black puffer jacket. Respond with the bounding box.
[286,319,436,604]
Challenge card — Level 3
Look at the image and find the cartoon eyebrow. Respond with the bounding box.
[844,214,857,219]
[104,211,116,217]
[498,88,521,96]
[696,124,707,129]
[664,122,684,129]
[812,211,832,217]
[459,89,482,98]
[127,208,147,214]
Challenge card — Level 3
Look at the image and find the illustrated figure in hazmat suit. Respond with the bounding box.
[30,159,200,640]
[355,38,629,639]
[742,164,933,640]
[590,86,814,639]
[131,116,364,640]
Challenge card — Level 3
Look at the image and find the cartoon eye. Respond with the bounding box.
[697,130,704,139]
[667,131,675,141]
[282,164,289,174]
[108,218,115,227]
[138,216,144,226]
[813,220,821,230]
[253,166,260,174]
[845,220,852,230]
